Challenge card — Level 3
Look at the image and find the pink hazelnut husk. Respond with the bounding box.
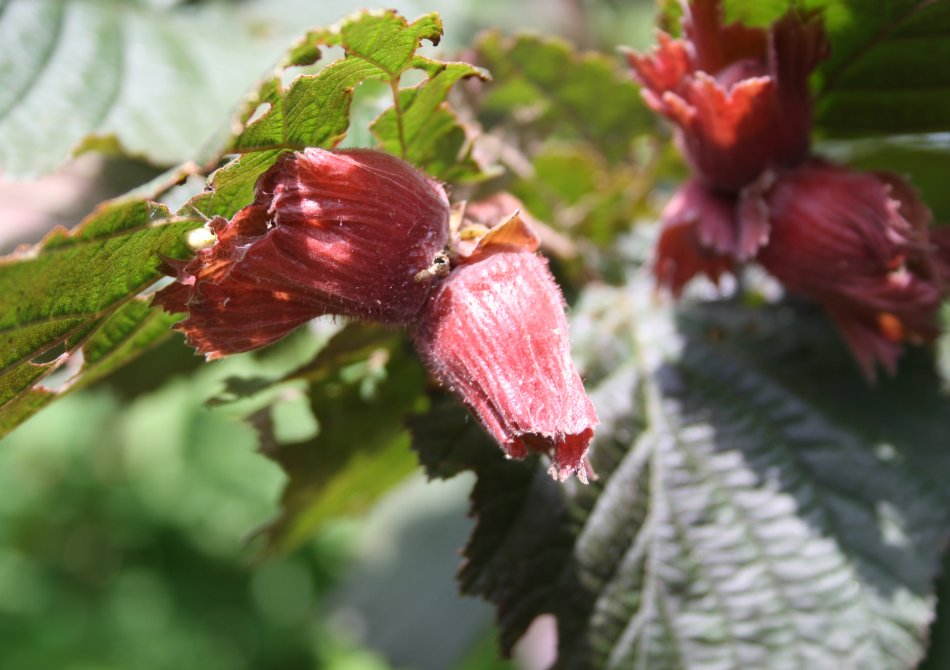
[412,210,599,482]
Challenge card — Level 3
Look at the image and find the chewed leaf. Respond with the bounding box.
[185,150,286,221]
[193,9,487,221]
[231,10,447,154]
[0,198,200,435]
[320,11,444,71]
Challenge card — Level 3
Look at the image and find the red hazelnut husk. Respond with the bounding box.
[653,178,737,295]
[752,160,948,379]
[155,148,450,358]
[626,0,828,192]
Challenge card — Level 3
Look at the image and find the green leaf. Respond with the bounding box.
[185,149,285,220]
[371,61,490,181]
[195,9,486,218]
[249,324,426,556]
[0,0,308,177]
[510,144,650,247]
[476,32,649,163]
[720,0,799,25]
[919,550,950,669]
[814,0,950,136]
[414,279,950,669]
[232,10,449,154]
[0,198,199,436]
[231,56,383,153]
[0,299,180,437]
[721,0,950,137]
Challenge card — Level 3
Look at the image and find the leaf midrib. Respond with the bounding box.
[680,347,920,662]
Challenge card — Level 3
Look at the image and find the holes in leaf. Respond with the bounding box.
[280,45,346,87]
[245,102,272,126]
[399,69,427,88]
[31,342,68,366]
[35,349,84,393]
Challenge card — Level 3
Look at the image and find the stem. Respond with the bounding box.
[389,77,408,159]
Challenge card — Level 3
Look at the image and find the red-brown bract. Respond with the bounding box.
[632,0,950,380]
[651,159,950,379]
[653,178,737,296]
[627,0,827,192]
[154,148,450,358]
[411,212,599,483]
[752,161,950,379]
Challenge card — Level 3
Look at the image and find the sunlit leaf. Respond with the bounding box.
[0,198,199,435]
[372,61,489,181]
[191,9,486,220]
[185,149,286,220]
[233,11,458,154]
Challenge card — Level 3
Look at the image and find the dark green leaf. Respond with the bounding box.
[415,279,950,669]
[410,394,583,655]
[251,325,426,555]
[409,393,507,481]
[919,550,950,669]
[0,198,199,435]
[813,0,950,136]
[722,0,950,137]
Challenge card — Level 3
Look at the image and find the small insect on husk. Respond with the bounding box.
[414,251,452,282]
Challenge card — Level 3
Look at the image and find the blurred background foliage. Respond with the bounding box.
[0,1,656,668]
[0,329,505,669]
